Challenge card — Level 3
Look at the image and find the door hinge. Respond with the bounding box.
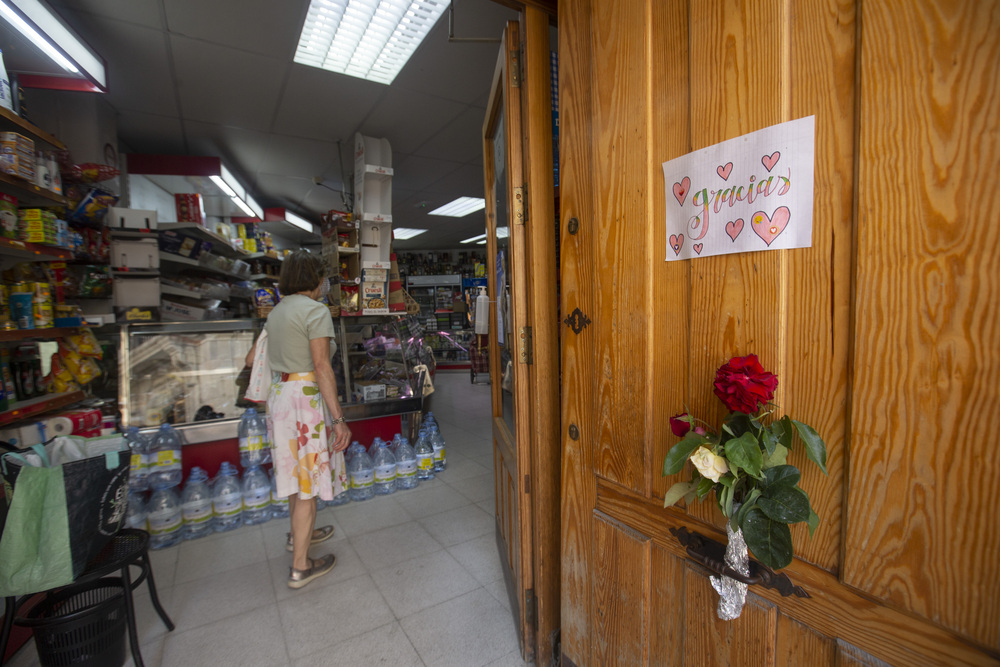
[513,186,526,225]
[525,588,537,629]
[510,49,520,88]
[518,325,533,364]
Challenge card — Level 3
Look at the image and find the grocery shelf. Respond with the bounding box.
[245,252,282,264]
[0,107,67,150]
[0,390,87,427]
[160,284,203,299]
[158,222,249,259]
[0,327,79,342]
[0,237,73,261]
[0,172,70,207]
[158,252,250,280]
[249,273,278,281]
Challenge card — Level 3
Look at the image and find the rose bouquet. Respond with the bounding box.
[663,354,828,570]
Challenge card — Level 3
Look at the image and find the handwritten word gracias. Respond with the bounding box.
[686,169,791,241]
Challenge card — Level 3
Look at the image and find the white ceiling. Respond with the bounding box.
[13,0,520,249]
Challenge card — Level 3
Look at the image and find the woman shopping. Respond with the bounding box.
[246,250,351,589]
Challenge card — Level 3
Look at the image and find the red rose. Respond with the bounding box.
[670,413,691,437]
[713,354,778,414]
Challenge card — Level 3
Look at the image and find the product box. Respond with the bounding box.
[110,238,159,270]
[114,306,159,323]
[0,193,17,239]
[161,297,218,321]
[0,153,34,181]
[159,229,204,258]
[356,381,387,402]
[175,193,205,225]
[113,275,161,307]
[106,206,158,231]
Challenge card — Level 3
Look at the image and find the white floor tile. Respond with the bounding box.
[124,636,166,667]
[447,532,505,585]
[161,604,289,666]
[485,649,533,666]
[350,520,443,572]
[437,453,491,482]
[168,560,276,633]
[400,588,519,667]
[370,549,480,618]
[277,574,395,660]
[293,621,423,667]
[484,578,513,612]
[146,545,179,589]
[174,526,266,584]
[447,472,496,503]
[420,504,494,547]
[328,494,412,538]
[399,482,473,519]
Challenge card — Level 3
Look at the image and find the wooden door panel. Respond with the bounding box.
[684,576,777,667]
[847,0,1000,647]
[592,513,648,666]
[650,543,686,666]
[776,616,836,665]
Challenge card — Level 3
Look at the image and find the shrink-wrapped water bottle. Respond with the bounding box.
[414,428,434,481]
[148,424,183,490]
[348,447,375,501]
[372,440,397,495]
[181,467,213,540]
[242,465,271,525]
[213,462,244,532]
[394,437,419,490]
[148,487,183,549]
[238,407,271,467]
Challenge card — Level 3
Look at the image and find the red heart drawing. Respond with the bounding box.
[725,218,744,241]
[693,243,703,255]
[672,177,690,206]
[750,206,790,246]
[716,162,733,180]
[669,234,684,255]
[761,151,780,172]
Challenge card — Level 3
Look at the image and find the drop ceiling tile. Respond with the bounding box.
[51,0,165,29]
[183,120,273,184]
[164,0,305,60]
[424,163,485,197]
[273,65,385,141]
[359,88,465,155]
[392,155,464,193]
[170,35,288,132]
[413,106,486,163]
[116,112,187,155]
[252,134,341,183]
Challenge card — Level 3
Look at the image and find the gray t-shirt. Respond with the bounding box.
[264,294,337,373]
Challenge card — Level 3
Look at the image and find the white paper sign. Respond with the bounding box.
[662,116,815,261]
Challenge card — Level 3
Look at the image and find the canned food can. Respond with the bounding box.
[10,282,31,294]
[32,299,53,328]
[32,282,51,301]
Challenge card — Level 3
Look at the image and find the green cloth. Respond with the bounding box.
[265,294,337,373]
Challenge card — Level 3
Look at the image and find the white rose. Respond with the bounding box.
[690,446,729,483]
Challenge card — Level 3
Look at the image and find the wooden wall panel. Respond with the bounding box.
[781,0,856,571]
[559,0,598,661]
[646,0,693,503]
[592,513,650,665]
[683,568,777,666]
[776,615,836,666]
[685,0,789,527]
[590,0,650,493]
[847,0,1000,647]
[649,544,686,666]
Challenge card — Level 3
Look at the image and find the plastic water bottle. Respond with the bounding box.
[126,491,147,530]
[372,440,397,495]
[269,468,289,519]
[345,440,365,465]
[348,446,375,501]
[238,407,271,467]
[181,467,213,540]
[395,437,419,490]
[125,427,150,491]
[429,424,447,472]
[147,487,183,549]
[242,465,271,525]
[415,429,435,481]
[213,463,244,532]
[391,433,403,455]
[424,412,437,430]
[147,424,183,490]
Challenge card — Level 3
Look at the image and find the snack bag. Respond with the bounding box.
[65,329,102,359]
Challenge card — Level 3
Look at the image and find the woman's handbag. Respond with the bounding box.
[246,330,272,402]
[0,443,130,596]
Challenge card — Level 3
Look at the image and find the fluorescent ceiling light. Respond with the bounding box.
[496,226,509,239]
[285,211,314,233]
[392,227,427,240]
[429,197,486,217]
[231,196,257,218]
[218,164,244,200]
[476,240,486,245]
[244,194,264,220]
[294,0,449,85]
[210,175,237,198]
[1,0,106,88]
[461,233,487,244]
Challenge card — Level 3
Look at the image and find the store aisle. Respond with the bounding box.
[7,371,530,667]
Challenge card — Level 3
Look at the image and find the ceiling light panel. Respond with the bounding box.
[429,196,486,217]
[392,227,427,239]
[460,233,487,244]
[294,0,449,85]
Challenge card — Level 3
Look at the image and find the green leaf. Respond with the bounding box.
[725,432,764,478]
[696,476,715,499]
[761,465,801,493]
[774,416,794,450]
[760,427,779,457]
[302,386,320,396]
[740,508,794,570]
[757,487,811,523]
[762,444,788,470]
[663,432,710,476]
[663,482,695,508]
[791,419,828,475]
[806,508,820,537]
[719,482,733,518]
[724,412,754,438]
[735,489,761,528]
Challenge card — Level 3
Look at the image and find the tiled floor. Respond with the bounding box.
[6,371,530,667]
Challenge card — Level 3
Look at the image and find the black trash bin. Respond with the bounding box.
[18,578,128,667]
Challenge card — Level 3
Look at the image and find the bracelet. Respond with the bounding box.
[330,416,346,425]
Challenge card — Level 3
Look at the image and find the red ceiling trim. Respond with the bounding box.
[18,74,103,93]
[125,154,221,176]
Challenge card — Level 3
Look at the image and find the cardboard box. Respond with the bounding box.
[356,381,386,402]
[107,206,158,230]
[161,298,220,321]
[175,193,205,224]
[110,238,159,270]
[0,193,17,239]
[159,229,204,258]
[113,275,161,307]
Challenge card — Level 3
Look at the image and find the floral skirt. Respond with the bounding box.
[267,376,347,501]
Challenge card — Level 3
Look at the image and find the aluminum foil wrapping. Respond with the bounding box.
[710,524,750,620]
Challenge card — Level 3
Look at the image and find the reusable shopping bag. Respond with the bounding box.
[246,329,271,402]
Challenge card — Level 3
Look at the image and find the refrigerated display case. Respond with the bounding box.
[405,275,461,327]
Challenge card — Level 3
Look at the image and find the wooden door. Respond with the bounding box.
[558,0,1000,665]
[483,9,560,664]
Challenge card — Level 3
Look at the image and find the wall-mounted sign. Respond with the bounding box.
[662,116,815,261]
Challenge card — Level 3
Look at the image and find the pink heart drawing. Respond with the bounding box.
[669,234,684,255]
[717,162,733,180]
[725,218,744,241]
[693,243,704,255]
[672,177,691,206]
[751,207,790,246]
[761,151,780,172]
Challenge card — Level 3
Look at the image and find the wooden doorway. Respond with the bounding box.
[482,7,560,664]
[558,0,1000,665]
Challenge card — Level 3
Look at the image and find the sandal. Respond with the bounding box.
[286,525,335,552]
[287,554,336,589]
